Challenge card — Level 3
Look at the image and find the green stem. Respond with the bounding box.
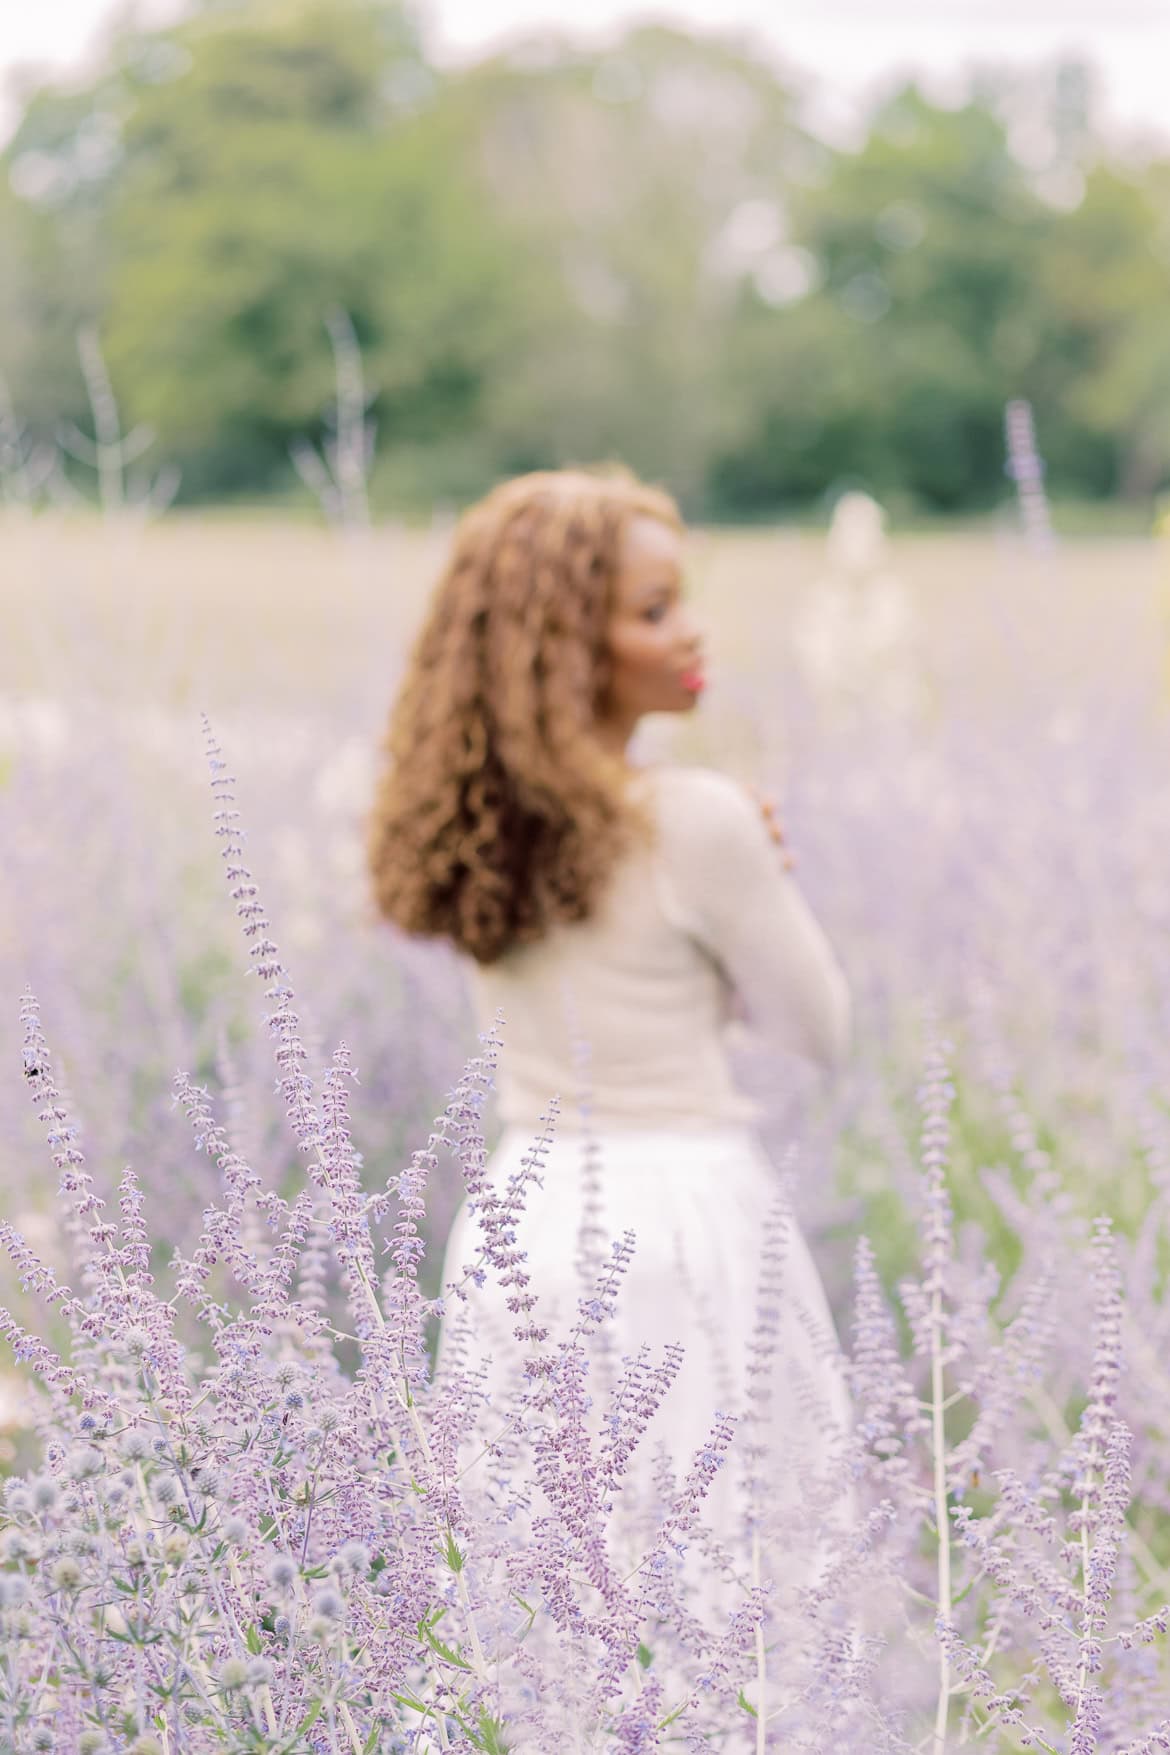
[931,1277,952,1755]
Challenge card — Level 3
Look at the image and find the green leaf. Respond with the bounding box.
[389,1689,429,1713]
[636,1642,653,1670]
[478,1709,511,1755]
[737,1689,758,1718]
[245,1624,263,1655]
[419,1622,472,1671]
[444,1530,465,1573]
[294,1699,324,1735]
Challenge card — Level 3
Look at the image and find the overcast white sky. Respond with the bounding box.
[2,0,1169,152]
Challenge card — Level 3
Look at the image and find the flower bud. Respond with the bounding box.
[267,1555,297,1591]
[339,1540,371,1575]
[31,1476,60,1513]
[217,1657,249,1691]
[1,1530,33,1563]
[312,1587,344,1620]
[50,1556,83,1592]
[65,1445,103,1482]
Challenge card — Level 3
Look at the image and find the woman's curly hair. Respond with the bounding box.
[365,463,684,965]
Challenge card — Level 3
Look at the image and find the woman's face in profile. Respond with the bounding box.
[600,515,707,730]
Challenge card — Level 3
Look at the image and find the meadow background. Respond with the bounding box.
[2,0,1170,522]
[4,0,1170,1746]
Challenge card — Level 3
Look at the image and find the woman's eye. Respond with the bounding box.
[643,602,670,623]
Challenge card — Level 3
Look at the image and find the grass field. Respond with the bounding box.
[3,508,1170,1745]
[2,507,1165,1257]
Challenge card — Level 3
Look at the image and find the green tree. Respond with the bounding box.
[708,87,1064,514]
[0,75,121,441]
[415,25,820,511]
[1038,160,1170,498]
[95,0,517,498]
[2,10,1168,515]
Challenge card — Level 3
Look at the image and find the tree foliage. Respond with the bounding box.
[1,0,1168,514]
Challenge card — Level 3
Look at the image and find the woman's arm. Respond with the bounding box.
[657,767,851,1071]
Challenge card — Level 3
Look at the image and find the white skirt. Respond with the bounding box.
[434,1121,854,1665]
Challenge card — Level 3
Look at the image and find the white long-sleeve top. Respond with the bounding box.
[463,763,851,1131]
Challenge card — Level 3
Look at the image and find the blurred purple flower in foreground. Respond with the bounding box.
[0,716,1168,1751]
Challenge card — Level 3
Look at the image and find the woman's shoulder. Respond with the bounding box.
[632,762,763,846]
[635,760,756,811]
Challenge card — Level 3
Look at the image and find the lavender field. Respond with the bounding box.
[2,507,1170,1751]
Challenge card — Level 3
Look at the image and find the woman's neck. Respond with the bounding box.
[592,711,638,767]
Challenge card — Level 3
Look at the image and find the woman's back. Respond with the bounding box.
[464,762,850,1132]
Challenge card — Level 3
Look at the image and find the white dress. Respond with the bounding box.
[433,764,854,1733]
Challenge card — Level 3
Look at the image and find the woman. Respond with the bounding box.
[366,463,853,1667]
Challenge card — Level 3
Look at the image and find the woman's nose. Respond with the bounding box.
[681,613,706,654]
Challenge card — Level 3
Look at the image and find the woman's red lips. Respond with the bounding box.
[680,669,706,693]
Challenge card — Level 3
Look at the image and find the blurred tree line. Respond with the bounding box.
[1,0,1168,518]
